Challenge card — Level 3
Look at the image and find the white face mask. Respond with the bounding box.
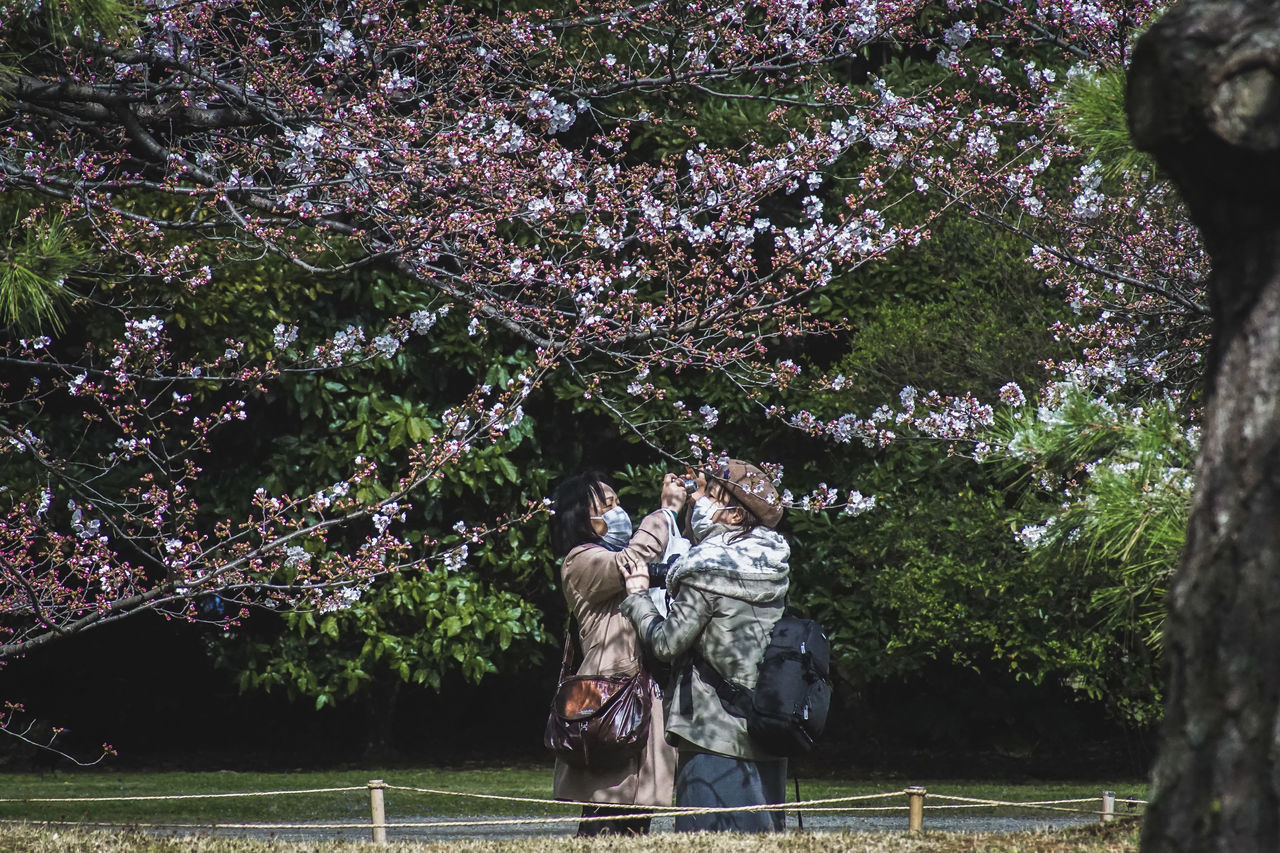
[594,505,633,550]
[689,495,726,542]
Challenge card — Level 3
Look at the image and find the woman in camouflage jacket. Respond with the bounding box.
[620,460,790,833]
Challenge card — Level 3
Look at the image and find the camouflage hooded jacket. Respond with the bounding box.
[621,522,790,760]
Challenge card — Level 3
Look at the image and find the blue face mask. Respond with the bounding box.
[594,505,633,550]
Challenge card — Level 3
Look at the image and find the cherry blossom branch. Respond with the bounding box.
[0,704,116,767]
[959,203,1210,317]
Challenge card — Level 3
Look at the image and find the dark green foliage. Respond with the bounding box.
[220,569,547,708]
[786,433,1166,728]
[46,0,136,42]
[1061,65,1157,182]
[982,389,1193,726]
[168,257,563,707]
[0,205,84,333]
[829,263,1070,404]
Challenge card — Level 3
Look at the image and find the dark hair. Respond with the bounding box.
[550,471,609,556]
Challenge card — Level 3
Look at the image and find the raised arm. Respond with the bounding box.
[620,585,713,663]
[563,509,670,606]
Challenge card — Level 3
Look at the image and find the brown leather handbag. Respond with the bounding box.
[544,630,652,769]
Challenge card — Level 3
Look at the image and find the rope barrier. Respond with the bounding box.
[925,803,1103,815]
[384,784,639,809]
[2,780,1149,836]
[932,796,1103,806]
[6,803,837,831]
[0,786,365,804]
[926,792,1147,817]
[12,816,602,830]
[385,783,908,812]
[769,805,909,813]
[2,787,914,831]
[929,794,1100,807]
[1,784,1142,812]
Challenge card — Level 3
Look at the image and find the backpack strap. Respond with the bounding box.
[692,653,754,719]
[676,659,696,717]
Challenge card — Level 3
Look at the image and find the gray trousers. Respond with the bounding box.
[673,750,787,833]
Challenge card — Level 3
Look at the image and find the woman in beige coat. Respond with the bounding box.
[550,470,685,836]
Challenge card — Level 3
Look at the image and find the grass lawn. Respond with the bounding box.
[0,819,1143,852]
[0,764,1147,826]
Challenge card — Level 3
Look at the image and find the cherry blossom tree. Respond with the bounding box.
[755,0,1206,443]
[709,0,1211,730]
[0,0,930,668]
[2,0,1210,758]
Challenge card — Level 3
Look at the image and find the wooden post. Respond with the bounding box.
[1101,789,1115,823]
[368,779,388,844]
[906,786,926,833]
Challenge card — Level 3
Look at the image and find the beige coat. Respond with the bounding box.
[552,509,678,806]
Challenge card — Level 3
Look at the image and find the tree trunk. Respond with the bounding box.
[1128,3,1280,850]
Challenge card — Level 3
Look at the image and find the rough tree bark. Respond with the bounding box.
[1128,2,1280,850]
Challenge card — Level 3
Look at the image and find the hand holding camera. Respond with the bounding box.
[683,466,708,502]
[660,472,691,511]
[619,552,651,595]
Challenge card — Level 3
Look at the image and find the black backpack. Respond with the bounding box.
[694,610,832,757]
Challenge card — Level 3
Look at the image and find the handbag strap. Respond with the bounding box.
[558,621,652,685]
[558,624,576,682]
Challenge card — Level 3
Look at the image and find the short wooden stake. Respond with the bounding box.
[906,786,926,833]
[368,779,388,844]
[1101,789,1115,823]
